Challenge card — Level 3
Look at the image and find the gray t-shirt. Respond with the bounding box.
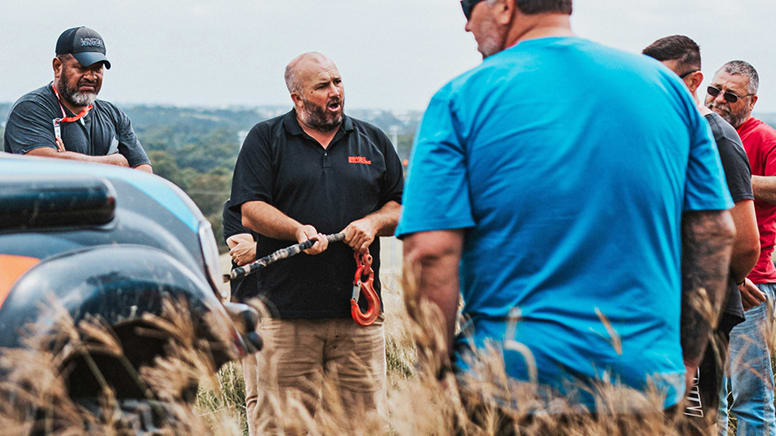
[3,84,150,168]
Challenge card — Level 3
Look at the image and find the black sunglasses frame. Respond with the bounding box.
[460,0,487,21]
[678,69,699,79]
[707,85,754,104]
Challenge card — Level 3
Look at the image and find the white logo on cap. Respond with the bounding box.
[80,37,104,48]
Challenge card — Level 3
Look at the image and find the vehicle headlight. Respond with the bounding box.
[198,220,228,301]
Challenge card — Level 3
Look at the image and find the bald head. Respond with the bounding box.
[284,52,338,95]
[284,52,345,132]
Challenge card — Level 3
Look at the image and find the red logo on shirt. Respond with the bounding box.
[348,156,372,165]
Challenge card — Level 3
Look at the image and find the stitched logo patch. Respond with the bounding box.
[348,156,372,165]
[80,37,104,48]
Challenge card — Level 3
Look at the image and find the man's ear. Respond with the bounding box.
[290,92,303,109]
[749,94,758,111]
[495,0,516,25]
[52,57,62,78]
[687,71,704,95]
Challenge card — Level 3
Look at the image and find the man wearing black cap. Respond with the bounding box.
[4,26,151,172]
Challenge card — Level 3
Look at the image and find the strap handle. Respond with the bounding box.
[224,232,345,282]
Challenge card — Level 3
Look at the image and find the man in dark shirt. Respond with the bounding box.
[222,199,264,434]
[643,35,760,433]
[4,26,151,172]
[229,52,403,433]
[222,199,259,301]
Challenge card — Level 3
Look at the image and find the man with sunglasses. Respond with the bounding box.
[705,60,776,436]
[4,27,151,172]
[643,35,760,434]
[398,0,736,429]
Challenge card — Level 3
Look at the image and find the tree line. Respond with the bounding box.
[6,102,773,251]
[0,103,417,251]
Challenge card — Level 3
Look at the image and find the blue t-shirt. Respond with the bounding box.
[396,37,732,410]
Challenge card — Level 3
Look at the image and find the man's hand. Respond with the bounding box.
[739,278,767,311]
[27,147,131,167]
[107,153,130,167]
[684,362,699,394]
[227,233,257,266]
[295,224,328,255]
[343,216,377,253]
[134,163,153,173]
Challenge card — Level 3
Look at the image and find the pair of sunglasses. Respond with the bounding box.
[460,0,486,20]
[707,86,754,104]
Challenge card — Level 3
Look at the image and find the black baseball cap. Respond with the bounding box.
[55,26,111,69]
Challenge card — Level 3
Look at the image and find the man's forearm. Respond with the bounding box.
[403,230,463,353]
[26,147,130,167]
[730,252,759,285]
[365,200,402,236]
[681,209,736,366]
[241,201,301,240]
[134,163,153,173]
[752,175,776,204]
[729,200,760,283]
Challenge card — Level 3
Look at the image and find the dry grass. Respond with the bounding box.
[1,238,773,434]
[197,239,692,435]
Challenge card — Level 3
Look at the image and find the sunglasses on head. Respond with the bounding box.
[707,86,754,104]
[460,0,486,21]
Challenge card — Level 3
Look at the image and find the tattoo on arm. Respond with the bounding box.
[680,209,735,366]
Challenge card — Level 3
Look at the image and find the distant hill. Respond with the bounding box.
[121,104,420,159]
[759,113,776,127]
[2,101,774,250]
[2,100,773,144]
[0,102,421,249]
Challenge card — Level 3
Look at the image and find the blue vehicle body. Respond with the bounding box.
[0,153,256,401]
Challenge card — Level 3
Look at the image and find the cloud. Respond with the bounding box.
[1,0,774,111]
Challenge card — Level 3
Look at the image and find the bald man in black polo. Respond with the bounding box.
[229,52,403,433]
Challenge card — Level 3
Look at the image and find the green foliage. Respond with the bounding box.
[0,101,425,252]
[195,361,247,434]
[124,108,256,252]
[119,105,420,253]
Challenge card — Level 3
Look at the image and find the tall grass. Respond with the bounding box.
[1,240,772,434]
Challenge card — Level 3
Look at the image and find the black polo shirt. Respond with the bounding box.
[706,112,753,332]
[229,109,404,319]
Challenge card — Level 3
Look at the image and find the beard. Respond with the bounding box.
[707,101,749,129]
[299,96,344,132]
[57,69,98,107]
[478,33,507,59]
[475,17,508,58]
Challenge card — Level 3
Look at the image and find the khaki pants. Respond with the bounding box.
[242,316,386,435]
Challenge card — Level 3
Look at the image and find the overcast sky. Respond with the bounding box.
[1,0,774,112]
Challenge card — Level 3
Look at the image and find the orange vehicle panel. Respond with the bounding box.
[0,255,40,308]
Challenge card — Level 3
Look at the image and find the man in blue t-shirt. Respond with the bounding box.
[397,0,736,420]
